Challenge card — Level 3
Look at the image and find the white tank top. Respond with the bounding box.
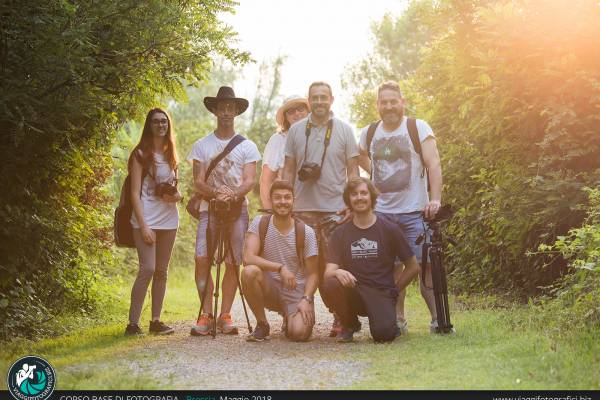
[130,152,179,230]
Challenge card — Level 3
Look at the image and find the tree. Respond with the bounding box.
[0,0,249,339]
[342,0,437,126]
[343,0,600,297]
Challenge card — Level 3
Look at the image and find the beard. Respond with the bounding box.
[273,204,292,217]
[312,105,330,117]
[350,200,370,213]
[381,109,404,124]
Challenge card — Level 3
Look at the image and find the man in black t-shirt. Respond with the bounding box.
[323,177,419,343]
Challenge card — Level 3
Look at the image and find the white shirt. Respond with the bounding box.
[263,131,287,173]
[359,117,434,214]
[187,132,261,212]
[131,152,179,229]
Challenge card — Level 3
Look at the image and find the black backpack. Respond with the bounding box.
[114,151,149,248]
[258,215,306,269]
[365,118,427,181]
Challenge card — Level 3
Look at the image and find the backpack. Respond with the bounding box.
[365,118,427,181]
[114,151,149,248]
[258,215,306,269]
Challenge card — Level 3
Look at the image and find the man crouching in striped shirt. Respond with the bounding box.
[242,180,319,341]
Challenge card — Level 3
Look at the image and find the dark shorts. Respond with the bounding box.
[262,272,304,317]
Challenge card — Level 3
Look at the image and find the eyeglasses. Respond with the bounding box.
[285,105,308,115]
[151,119,169,126]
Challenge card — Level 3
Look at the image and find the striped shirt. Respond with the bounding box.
[248,215,318,284]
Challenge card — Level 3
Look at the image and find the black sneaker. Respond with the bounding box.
[246,321,270,342]
[125,323,143,336]
[149,320,175,335]
[336,327,355,343]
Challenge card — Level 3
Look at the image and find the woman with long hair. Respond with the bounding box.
[125,108,182,335]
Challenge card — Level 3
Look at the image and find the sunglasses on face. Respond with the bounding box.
[285,105,308,115]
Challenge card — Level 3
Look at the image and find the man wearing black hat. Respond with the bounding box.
[187,86,261,336]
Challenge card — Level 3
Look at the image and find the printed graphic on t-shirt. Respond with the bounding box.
[208,156,238,188]
[351,238,378,259]
[372,135,412,193]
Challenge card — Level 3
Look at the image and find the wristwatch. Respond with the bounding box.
[301,295,314,304]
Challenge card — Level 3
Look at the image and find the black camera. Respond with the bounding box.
[297,162,321,181]
[423,204,453,223]
[208,198,233,224]
[319,213,343,236]
[319,213,343,227]
[212,199,231,212]
[155,182,178,197]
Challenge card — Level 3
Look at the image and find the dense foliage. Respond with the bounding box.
[345,0,600,297]
[537,188,600,330]
[0,0,249,340]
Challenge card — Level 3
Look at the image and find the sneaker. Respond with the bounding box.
[190,313,214,336]
[125,323,143,336]
[397,319,408,336]
[281,316,288,338]
[329,314,342,337]
[430,320,439,334]
[336,327,355,343]
[149,320,174,335]
[246,321,270,342]
[216,313,238,335]
[430,320,456,334]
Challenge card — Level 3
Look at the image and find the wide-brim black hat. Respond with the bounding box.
[203,86,249,116]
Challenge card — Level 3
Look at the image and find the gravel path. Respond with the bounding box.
[66,296,373,390]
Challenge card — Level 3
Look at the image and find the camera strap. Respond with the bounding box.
[303,119,333,168]
[205,134,246,183]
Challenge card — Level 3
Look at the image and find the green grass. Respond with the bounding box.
[0,265,199,389]
[349,287,600,389]
[1,268,599,390]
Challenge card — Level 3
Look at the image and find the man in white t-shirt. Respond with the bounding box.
[243,180,318,341]
[358,81,443,334]
[259,95,309,209]
[187,86,261,336]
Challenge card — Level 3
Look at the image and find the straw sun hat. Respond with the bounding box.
[275,95,310,129]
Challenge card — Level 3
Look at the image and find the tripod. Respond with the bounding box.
[417,205,457,334]
[195,202,252,338]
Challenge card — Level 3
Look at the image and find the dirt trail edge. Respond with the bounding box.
[63,296,373,390]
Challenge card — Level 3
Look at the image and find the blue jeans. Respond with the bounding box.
[375,211,426,264]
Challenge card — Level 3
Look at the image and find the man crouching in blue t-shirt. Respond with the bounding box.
[322,177,419,343]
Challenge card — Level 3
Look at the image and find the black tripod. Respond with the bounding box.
[195,200,252,338]
[417,204,456,334]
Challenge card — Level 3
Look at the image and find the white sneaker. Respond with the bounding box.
[429,320,439,334]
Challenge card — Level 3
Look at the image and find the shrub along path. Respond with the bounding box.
[1,268,598,390]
